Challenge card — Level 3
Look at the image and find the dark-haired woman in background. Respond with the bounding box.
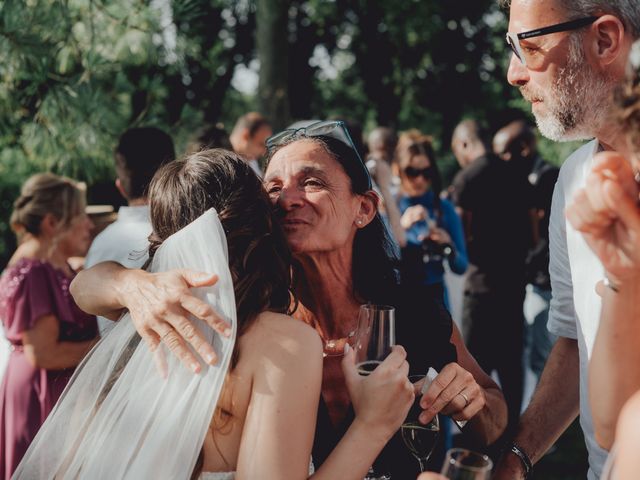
[0,173,98,480]
[396,130,468,308]
[71,121,506,479]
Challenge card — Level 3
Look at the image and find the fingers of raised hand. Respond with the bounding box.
[584,173,615,218]
[566,188,612,234]
[380,345,407,369]
[593,151,637,193]
[420,363,457,408]
[155,323,202,373]
[170,314,219,366]
[451,384,486,421]
[420,364,478,422]
[603,180,640,234]
[179,295,231,338]
[179,270,219,288]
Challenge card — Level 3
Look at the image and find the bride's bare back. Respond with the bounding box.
[202,311,322,478]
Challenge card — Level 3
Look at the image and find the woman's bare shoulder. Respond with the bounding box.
[241,311,322,359]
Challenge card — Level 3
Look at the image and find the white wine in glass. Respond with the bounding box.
[401,375,440,472]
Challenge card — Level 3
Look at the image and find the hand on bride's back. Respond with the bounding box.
[121,268,231,372]
[342,344,414,440]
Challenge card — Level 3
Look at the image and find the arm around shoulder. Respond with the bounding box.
[70,261,136,320]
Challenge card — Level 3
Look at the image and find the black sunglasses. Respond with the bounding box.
[404,167,432,179]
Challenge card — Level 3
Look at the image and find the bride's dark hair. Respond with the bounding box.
[147,149,293,363]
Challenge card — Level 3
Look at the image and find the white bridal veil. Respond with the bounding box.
[14,209,237,479]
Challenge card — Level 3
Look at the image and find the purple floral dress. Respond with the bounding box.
[0,258,97,480]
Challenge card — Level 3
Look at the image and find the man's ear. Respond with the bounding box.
[588,14,628,69]
[115,178,128,201]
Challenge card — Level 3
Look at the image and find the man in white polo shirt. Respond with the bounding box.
[494,1,639,479]
[85,127,175,333]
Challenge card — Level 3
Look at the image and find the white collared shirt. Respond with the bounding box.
[548,139,607,479]
[85,205,152,270]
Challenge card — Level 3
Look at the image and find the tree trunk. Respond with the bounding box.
[256,0,290,130]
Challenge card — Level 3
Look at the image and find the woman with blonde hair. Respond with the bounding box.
[0,173,98,479]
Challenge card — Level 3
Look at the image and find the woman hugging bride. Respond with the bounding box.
[15,150,326,479]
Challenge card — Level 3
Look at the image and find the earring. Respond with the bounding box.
[356,219,363,226]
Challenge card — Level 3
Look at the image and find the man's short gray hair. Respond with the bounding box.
[500,0,640,38]
[560,1,640,38]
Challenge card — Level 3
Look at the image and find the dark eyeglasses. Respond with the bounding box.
[506,16,598,67]
[266,120,372,189]
[404,167,432,179]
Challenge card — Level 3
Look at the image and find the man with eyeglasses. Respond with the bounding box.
[494,1,639,479]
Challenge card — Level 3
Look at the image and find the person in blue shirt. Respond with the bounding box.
[396,131,468,308]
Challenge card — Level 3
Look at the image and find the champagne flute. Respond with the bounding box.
[354,304,395,376]
[402,375,440,472]
[440,448,493,480]
[356,304,395,480]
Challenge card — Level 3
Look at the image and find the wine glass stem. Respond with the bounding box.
[417,457,428,472]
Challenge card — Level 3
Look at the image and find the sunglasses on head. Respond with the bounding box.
[404,166,432,179]
[266,120,372,189]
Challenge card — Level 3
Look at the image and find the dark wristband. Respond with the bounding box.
[509,442,533,478]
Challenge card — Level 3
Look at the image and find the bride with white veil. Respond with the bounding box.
[14,150,323,479]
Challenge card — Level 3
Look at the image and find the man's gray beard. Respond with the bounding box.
[529,38,616,142]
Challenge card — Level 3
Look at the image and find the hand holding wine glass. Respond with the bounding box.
[345,304,413,479]
[354,304,396,374]
[342,344,413,438]
[419,363,485,425]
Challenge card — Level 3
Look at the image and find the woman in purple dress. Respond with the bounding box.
[0,173,98,480]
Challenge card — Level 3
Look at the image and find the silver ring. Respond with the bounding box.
[459,392,470,407]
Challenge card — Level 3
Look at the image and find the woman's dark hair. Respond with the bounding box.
[147,149,293,362]
[266,135,399,304]
[396,130,444,221]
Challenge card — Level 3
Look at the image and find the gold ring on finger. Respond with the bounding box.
[459,392,470,407]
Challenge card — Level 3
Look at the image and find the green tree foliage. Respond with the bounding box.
[0,0,580,267]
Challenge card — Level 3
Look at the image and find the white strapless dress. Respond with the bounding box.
[199,473,234,480]
[200,459,314,479]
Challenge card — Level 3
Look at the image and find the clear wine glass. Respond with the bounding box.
[401,375,440,473]
[356,304,395,480]
[354,304,395,376]
[440,448,493,479]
